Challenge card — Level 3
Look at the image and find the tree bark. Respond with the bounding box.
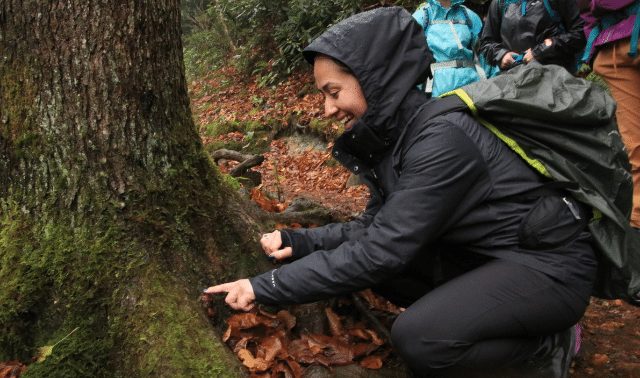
[0,1,261,376]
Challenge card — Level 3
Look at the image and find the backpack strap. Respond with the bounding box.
[431,59,476,71]
[460,6,488,80]
[442,88,552,178]
[447,21,465,49]
[581,24,603,64]
[420,2,431,30]
[459,6,474,29]
[419,3,434,94]
[630,2,640,57]
[431,19,469,25]
[542,0,561,23]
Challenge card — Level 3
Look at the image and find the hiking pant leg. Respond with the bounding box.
[593,38,640,228]
[389,259,592,374]
[373,248,494,308]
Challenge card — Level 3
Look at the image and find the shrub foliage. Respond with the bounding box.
[182,0,423,82]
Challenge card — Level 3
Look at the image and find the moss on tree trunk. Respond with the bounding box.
[0,1,261,376]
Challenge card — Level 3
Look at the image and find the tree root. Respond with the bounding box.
[256,196,351,226]
[210,148,264,177]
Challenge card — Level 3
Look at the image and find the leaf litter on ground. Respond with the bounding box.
[206,301,397,376]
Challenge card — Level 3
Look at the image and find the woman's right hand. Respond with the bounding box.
[260,230,292,261]
[204,279,255,312]
[500,51,516,69]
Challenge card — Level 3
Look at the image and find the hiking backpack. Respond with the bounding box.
[421,62,640,304]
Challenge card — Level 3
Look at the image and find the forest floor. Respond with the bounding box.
[188,66,640,377]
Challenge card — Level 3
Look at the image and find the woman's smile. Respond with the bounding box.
[313,55,367,132]
[341,115,355,130]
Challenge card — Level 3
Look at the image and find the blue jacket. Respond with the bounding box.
[412,0,498,97]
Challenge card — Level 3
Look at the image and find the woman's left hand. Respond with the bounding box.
[525,39,552,63]
[523,48,535,63]
[204,279,255,311]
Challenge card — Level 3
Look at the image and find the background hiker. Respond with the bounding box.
[479,0,586,72]
[579,0,640,230]
[412,0,499,97]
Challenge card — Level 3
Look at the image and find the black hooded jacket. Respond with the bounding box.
[478,0,585,73]
[249,7,596,305]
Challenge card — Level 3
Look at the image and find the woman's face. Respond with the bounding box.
[313,55,367,131]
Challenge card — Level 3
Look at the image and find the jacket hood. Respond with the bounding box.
[303,7,432,166]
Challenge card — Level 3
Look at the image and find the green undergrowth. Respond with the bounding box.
[198,112,341,156]
[203,139,244,154]
[0,156,255,376]
[200,118,267,139]
[200,118,277,156]
[307,117,342,140]
[183,30,226,81]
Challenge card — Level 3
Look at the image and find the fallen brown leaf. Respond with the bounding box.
[0,361,27,378]
[238,349,271,372]
[289,334,354,366]
[271,361,294,378]
[358,289,402,315]
[284,358,304,377]
[360,355,383,369]
[276,310,296,331]
[251,188,284,213]
[352,342,380,358]
[232,337,251,353]
[591,353,610,366]
[325,307,344,337]
[224,312,280,343]
[348,328,384,346]
[258,333,285,362]
[599,321,625,331]
[222,326,232,342]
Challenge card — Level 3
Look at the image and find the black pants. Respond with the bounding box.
[379,249,595,375]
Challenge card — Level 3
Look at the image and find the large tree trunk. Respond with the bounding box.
[0,1,261,376]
